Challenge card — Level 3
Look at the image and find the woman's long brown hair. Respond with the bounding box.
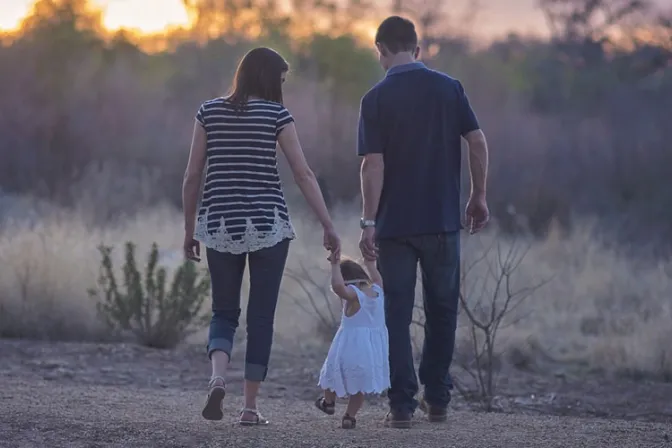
[227,47,289,111]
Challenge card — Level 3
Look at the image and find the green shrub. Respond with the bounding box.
[88,241,210,348]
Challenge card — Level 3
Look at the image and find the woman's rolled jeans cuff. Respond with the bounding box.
[245,363,268,382]
[206,345,269,381]
[207,338,233,360]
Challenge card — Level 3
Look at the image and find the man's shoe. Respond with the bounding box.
[383,409,413,429]
[419,397,448,422]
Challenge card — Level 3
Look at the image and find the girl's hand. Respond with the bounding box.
[327,252,340,265]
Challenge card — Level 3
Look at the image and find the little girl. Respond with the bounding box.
[315,254,390,429]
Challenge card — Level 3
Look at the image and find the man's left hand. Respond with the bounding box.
[359,227,377,260]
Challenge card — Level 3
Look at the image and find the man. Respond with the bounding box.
[357,16,490,428]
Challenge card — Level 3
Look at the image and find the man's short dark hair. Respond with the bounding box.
[375,16,418,54]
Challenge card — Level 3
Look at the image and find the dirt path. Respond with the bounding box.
[2,380,670,448]
[1,340,671,447]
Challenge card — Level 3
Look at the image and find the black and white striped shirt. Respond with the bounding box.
[193,98,296,254]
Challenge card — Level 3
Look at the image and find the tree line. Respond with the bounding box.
[0,0,671,253]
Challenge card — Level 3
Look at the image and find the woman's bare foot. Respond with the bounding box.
[239,408,270,425]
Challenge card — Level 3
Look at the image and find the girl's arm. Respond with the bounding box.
[330,257,358,302]
[363,259,383,289]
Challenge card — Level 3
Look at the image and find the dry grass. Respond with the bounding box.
[0,196,670,380]
[450,224,672,381]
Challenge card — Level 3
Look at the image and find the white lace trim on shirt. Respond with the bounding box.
[194,207,295,254]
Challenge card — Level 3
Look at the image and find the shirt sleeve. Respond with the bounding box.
[276,106,294,136]
[458,81,480,136]
[357,93,384,156]
[195,104,206,127]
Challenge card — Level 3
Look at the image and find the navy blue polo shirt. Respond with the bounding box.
[357,62,480,239]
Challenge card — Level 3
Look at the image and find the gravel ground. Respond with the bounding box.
[1,340,671,447]
[2,380,670,448]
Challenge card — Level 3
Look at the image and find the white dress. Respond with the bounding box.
[317,284,390,398]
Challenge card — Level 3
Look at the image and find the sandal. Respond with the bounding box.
[315,397,336,415]
[202,376,226,421]
[239,408,270,426]
[341,413,356,429]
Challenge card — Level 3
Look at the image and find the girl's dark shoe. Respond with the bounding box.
[341,413,356,429]
[315,397,336,415]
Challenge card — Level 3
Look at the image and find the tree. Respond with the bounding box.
[390,0,482,59]
[183,0,290,41]
[2,0,107,198]
[538,0,649,41]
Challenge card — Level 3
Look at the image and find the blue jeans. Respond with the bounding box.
[206,239,290,382]
[378,232,460,414]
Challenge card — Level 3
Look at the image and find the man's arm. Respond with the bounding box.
[464,129,488,197]
[361,155,384,221]
[458,81,488,197]
[357,93,384,222]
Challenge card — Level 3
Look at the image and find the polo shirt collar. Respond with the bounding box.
[386,62,426,77]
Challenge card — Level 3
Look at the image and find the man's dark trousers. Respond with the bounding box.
[378,231,460,414]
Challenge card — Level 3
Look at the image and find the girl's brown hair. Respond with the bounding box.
[227,47,289,110]
[340,258,370,284]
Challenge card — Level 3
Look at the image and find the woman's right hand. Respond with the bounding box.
[323,226,341,260]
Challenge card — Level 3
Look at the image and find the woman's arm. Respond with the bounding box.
[182,121,207,236]
[277,123,334,230]
[330,257,358,302]
[363,259,383,289]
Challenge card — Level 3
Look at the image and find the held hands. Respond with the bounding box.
[465,193,489,234]
[359,227,377,261]
[323,225,341,260]
[327,252,340,265]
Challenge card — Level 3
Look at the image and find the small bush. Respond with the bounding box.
[88,241,211,349]
[412,234,549,411]
[453,237,549,410]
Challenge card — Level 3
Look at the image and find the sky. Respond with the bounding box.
[0,0,668,38]
[0,0,192,32]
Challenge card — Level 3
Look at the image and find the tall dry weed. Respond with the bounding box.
[0,197,670,379]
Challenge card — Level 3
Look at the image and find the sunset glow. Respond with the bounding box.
[0,0,191,33]
[0,0,549,37]
[0,0,668,39]
[101,0,191,33]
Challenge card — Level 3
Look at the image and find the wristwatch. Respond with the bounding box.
[360,218,375,229]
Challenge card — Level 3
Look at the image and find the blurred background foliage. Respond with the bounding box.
[0,0,671,253]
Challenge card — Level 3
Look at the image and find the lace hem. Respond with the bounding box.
[194,207,296,254]
[318,365,390,398]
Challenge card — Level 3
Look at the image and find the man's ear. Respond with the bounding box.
[376,42,388,57]
[413,45,421,60]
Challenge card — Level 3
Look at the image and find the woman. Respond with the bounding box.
[182,47,340,425]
